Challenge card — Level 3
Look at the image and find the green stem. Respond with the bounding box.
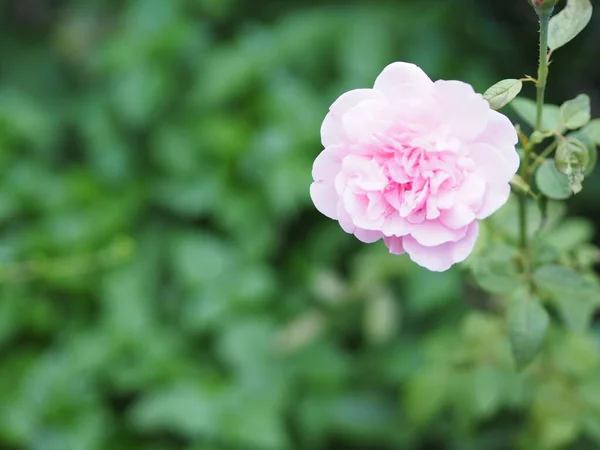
[519,8,552,278]
[535,10,551,131]
[529,140,558,173]
[518,141,532,274]
[518,194,527,252]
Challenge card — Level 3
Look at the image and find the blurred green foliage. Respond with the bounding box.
[0,0,599,449]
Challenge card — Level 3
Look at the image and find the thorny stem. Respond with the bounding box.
[519,8,552,282]
[535,11,551,131]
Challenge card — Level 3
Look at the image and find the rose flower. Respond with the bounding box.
[310,62,519,271]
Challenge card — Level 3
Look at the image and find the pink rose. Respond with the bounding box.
[310,62,519,271]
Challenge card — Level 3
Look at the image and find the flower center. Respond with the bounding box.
[374,135,465,222]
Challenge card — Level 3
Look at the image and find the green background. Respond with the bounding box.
[0,0,599,449]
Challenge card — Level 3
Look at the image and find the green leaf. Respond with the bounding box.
[405,369,448,424]
[568,130,597,175]
[363,291,399,345]
[559,94,591,130]
[533,264,598,297]
[326,393,397,437]
[276,311,325,354]
[404,268,460,316]
[557,137,590,169]
[535,160,572,199]
[542,217,594,251]
[507,292,549,369]
[130,383,220,438]
[533,265,600,332]
[555,137,589,194]
[582,119,600,145]
[485,195,542,241]
[471,257,523,295]
[555,295,597,333]
[548,0,593,51]
[575,244,600,269]
[483,79,523,110]
[510,97,561,131]
[469,367,503,418]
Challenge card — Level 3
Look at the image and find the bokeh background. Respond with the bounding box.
[1,0,600,449]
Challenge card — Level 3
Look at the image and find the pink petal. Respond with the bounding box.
[468,143,516,183]
[351,212,385,231]
[406,209,426,224]
[472,111,520,175]
[381,213,414,237]
[321,112,346,147]
[310,181,338,219]
[433,80,489,141]
[329,89,385,115]
[451,221,480,263]
[341,189,385,231]
[395,94,442,133]
[343,189,366,217]
[374,62,433,95]
[342,98,392,143]
[312,145,344,181]
[341,155,388,191]
[321,89,385,147]
[337,202,355,233]
[403,236,453,272]
[477,109,519,148]
[403,221,479,272]
[354,228,383,243]
[454,173,486,209]
[373,64,434,114]
[476,182,511,220]
[439,204,476,229]
[408,220,468,247]
[366,192,387,219]
[384,236,405,255]
[425,199,440,220]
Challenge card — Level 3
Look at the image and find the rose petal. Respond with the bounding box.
[403,221,479,271]
[384,236,405,255]
[354,228,382,243]
[433,80,489,141]
[329,89,385,115]
[351,210,385,231]
[451,221,479,263]
[342,98,392,143]
[476,182,511,220]
[425,199,440,220]
[341,155,388,191]
[381,212,413,237]
[408,220,468,247]
[468,143,516,183]
[337,201,355,233]
[321,89,386,147]
[342,189,386,231]
[374,62,432,93]
[454,173,486,209]
[312,145,344,181]
[476,109,519,149]
[321,112,346,147]
[439,204,476,229]
[310,181,338,219]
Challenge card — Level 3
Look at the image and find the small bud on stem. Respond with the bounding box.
[529,0,558,12]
